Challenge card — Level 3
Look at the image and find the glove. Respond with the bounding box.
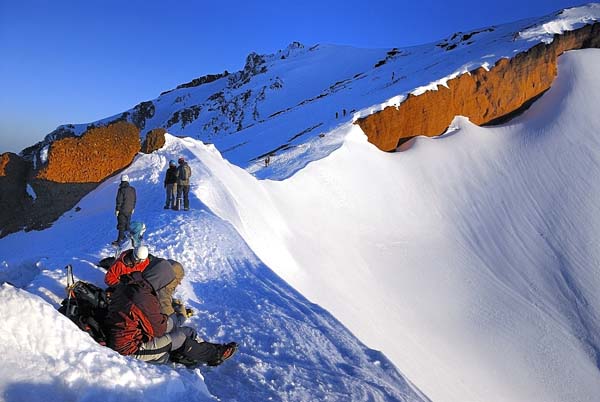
[115,210,119,216]
[173,299,194,318]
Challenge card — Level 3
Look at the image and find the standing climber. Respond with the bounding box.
[175,157,192,211]
[164,160,178,209]
[113,174,136,246]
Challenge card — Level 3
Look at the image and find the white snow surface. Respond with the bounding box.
[26,184,37,200]
[2,49,600,401]
[3,4,600,401]
[519,3,600,42]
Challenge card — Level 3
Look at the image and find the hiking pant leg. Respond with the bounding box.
[182,185,190,209]
[134,334,172,363]
[170,183,177,207]
[116,212,131,241]
[172,336,219,364]
[176,185,183,209]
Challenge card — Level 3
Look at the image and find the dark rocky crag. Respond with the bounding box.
[0,121,140,237]
[357,23,600,151]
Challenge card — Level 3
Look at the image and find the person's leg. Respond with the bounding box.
[134,334,172,363]
[116,213,129,242]
[169,327,236,367]
[172,336,219,364]
[168,183,176,208]
[183,185,190,210]
[174,185,182,210]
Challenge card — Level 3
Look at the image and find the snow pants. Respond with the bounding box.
[116,212,131,242]
[165,183,177,208]
[176,184,190,210]
[134,326,219,365]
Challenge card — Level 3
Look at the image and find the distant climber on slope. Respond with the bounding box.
[113,174,136,246]
[104,261,237,366]
[174,157,192,211]
[164,160,178,209]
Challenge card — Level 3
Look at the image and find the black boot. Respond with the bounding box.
[169,338,237,367]
[207,342,238,366]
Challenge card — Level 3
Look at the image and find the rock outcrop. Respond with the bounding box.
[357,23,600,151]
[141,128,167,154]
[0,121,140,237]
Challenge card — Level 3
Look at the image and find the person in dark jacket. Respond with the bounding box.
[104,262,237,366]
[113,174,136,246]
[164,160,178,209]
[174,157,192,211]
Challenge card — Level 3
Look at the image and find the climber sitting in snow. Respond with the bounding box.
[103,245,193,318]
[103,259,237,366]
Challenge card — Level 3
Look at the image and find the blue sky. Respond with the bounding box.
[0,0,587,153]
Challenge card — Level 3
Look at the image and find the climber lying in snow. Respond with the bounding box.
[59,260,237,367]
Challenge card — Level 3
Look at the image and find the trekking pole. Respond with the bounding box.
[65,264,75,316]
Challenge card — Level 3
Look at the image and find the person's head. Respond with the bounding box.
[121,174,129,182]
[169,160,176,167]
[178,157,185,165]
[143,258,175,291]
[133,245,149,263]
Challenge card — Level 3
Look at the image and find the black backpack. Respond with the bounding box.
[58,281,109,345]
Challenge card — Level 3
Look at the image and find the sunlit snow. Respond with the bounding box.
[2,5,600,402]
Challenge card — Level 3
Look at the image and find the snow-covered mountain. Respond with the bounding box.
[2,4,600,402]
[36,5,600,179]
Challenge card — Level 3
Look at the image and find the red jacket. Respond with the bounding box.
[104,271,168,356]
[105,250,150,286]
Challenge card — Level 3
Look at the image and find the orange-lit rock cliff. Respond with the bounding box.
[357,23,600,151]
[0,121,140,237]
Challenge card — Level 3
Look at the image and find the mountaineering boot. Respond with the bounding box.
[207,342,238,366]
[164,204,169,209]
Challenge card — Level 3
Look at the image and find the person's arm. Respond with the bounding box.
[105,260,126,286]
[115,188,123,212]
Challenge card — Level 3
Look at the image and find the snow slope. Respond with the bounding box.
[0,146,425,400]
[191,49,600,401]
[40,5,600,179]
[2,49,600,402]
[2,5,600,402]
